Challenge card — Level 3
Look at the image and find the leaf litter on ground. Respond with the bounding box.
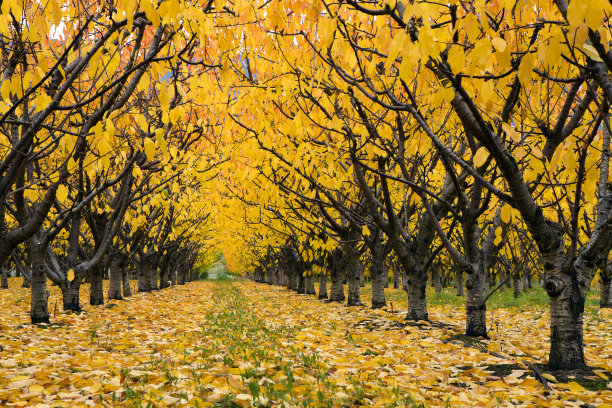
[0,278,611,407]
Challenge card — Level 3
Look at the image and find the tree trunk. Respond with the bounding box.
[434,268,442,293]
[284,266,292,290]
[297,268,306,294]
[329,266,345,302]
[159,268,169,289]
[29,247,50,324]
[290,268,298,291]
[465,264,488,337]
[600,268,611,308]
[138,265,150,292]
[149,269,158,291]
[305,273,316,295]
[345,245,363,306]
[455,269,464,296]
[122,267,132,298]
[176,268,186,285]
[371,261,387,309]
[89,265,104,306]
[513,274,521,298]
[393,264,400,289]
[406,271,428,320]
[546,274,586,370]
[109,257,123,300]
[318,272,328,299]
[0,265,7,289]
[62,280,82,312]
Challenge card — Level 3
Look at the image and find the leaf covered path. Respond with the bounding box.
[0,279,611,407]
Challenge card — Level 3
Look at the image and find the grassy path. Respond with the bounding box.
[0,279,611,407]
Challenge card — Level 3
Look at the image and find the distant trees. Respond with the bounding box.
[0,0,229,323]
[220,0,612,372]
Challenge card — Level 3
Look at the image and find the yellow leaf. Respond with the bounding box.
[594,371,609,380]
[500,205,512,224]
[143,138,156,161]
[491,37,507,52]
[518,52,536,85]
[56,184,69,203]
[67,269,75,282]
[28,384,44,394]
[567,381,586,392]
[447,45,465,74]
[502,123,521,143]
[473,147,489,167]
[542,373,557,382]
[576,44,604,62]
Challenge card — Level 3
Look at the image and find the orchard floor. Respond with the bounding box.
[0,278,611,407]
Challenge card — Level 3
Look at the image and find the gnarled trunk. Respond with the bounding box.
[176,268,186,285]
[546,271,586,370]
[406,271,428,321]
[0,265,7,289]
[371,262,387,309]
[149,269,158,291]
[393,264,400,289]
[434,268,442,293]
[455,269,464,296]
[62,280,82,312]
[305,273,316,295]
[89,265,104,306]
[513,273,521,298]
[138,265,150,292]
[601,267,612,308]
[297,268,306,294]
[109,257,123,300]
[318,272,328,299]
[465,263,487,338]
[29,247,49,324]
[370,243,387,309]
[288,267,298,291]
[345,245,363,306]
[122,267,132,297]
[329,266,345,302]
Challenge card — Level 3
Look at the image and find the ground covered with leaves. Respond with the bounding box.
[0,279,611,407]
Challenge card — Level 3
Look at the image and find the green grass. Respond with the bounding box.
[372,282,602,310]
